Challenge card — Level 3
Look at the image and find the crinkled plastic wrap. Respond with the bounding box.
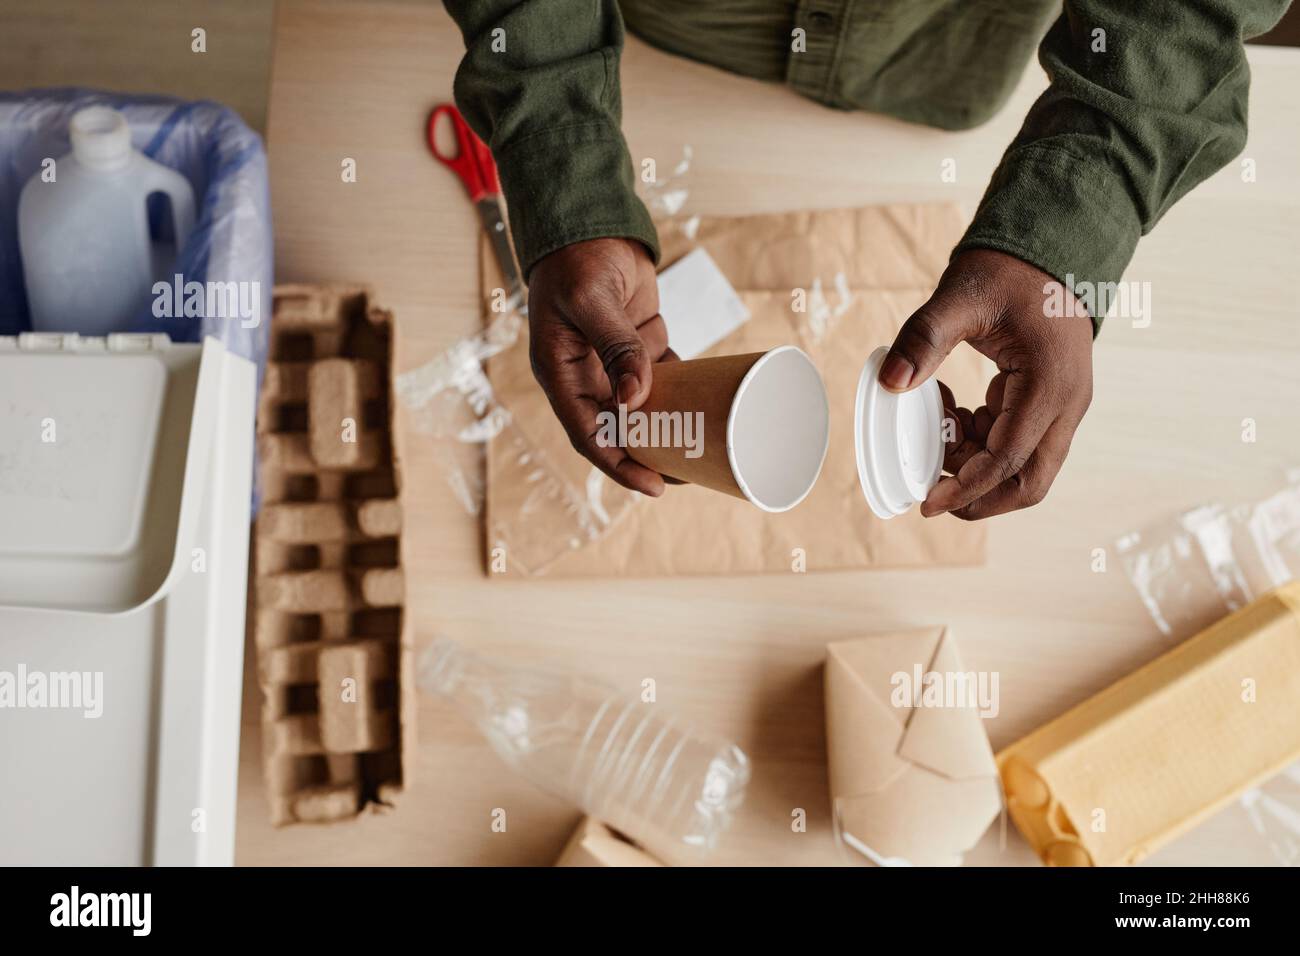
[1116,471,1300,865]
[641,145,692,222]
[0,88,272,367]
[1117,472,1300,638]
[647,145,858,352]
[395,309,643,576]
[394,148,697,576]
[1241,763,1300,866]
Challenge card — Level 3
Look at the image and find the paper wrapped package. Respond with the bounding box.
[998,581,1300,867]
[824,628,1001,866]
[482,203,989,577]
[554,817,665,867]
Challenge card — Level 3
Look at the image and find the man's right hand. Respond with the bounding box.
[526,237,675,497]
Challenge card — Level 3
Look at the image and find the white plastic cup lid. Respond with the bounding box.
[854,346,944,519]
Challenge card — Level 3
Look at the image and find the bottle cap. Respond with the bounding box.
[69,106,133,170]
[854,346,944,519]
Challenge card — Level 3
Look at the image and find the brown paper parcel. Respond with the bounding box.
[554,816,666,867]
[825,628,1001,866]
[483,203,989,576]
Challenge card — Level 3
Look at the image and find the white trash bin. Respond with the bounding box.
[0,331,255,865]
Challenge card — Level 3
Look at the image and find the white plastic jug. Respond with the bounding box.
[18,106,196,334]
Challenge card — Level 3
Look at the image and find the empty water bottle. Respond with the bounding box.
[420,637,750,864]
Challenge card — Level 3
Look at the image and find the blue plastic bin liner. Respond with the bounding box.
[1,88,274,510]
[0,87,272,367]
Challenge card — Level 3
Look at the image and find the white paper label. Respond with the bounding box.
[655,248,751,360]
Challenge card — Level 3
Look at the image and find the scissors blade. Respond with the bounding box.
[476,198,526,315]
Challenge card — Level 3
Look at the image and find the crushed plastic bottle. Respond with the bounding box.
[420,636,750,864]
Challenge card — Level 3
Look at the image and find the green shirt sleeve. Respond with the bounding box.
[954,0,1291,334]
[442,0,659,280]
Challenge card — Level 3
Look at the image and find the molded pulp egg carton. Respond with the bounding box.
[254,284,413,824]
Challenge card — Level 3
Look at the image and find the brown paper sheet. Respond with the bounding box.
[483,203,989,577]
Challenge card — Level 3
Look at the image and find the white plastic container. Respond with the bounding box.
[18,106,196,334]
[0,332,254,865]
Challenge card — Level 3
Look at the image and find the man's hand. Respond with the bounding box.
[878,249,1094,520]
[527,237,674,496]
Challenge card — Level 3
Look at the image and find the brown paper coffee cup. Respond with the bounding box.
[624,346,829,512]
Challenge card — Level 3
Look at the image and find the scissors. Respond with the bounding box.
[427,103,525,312]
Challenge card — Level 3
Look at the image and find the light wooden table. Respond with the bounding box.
[235,0,1300,866]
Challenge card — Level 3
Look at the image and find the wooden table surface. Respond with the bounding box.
[235,0,1300,866]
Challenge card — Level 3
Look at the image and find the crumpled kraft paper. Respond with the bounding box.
[482,203,989,577]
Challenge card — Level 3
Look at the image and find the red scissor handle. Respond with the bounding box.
[427,103,500,203]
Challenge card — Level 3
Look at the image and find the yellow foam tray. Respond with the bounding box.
[998,581,1300,866]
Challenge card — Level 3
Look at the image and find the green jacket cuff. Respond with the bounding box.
[954,144,1144,336]
[493,120,661,279]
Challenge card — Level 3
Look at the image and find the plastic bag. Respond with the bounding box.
[0,88,271,368]
[1117,472,1300,638]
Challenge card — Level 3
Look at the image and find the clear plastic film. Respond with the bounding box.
[639,145,692,222]
[394,312,637,576]
[395,313,521,515]
[1116,471,1300,638]
[1241,763,1300,866]
[394,146,699,576]
[1116,470,1300,865]
[646,144,857,352]
[798,270,856,351]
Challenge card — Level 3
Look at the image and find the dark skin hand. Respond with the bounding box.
[879,248,1094,520]
[527,237,677,497]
